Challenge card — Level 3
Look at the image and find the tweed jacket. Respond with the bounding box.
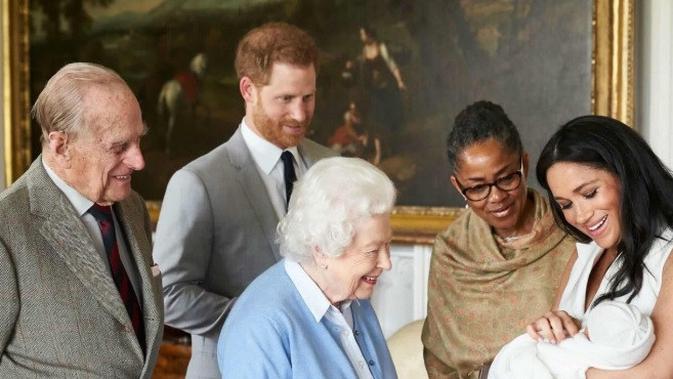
[0,158,163,378]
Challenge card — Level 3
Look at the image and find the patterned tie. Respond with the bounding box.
[88,204,145,353]
[281,151,297,207]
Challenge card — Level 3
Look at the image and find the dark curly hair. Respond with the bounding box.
[446,100,523,170]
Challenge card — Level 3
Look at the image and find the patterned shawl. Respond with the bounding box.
[422,190,576,378]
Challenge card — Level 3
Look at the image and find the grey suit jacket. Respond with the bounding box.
[153,127,335,378]
[0,158,163,378]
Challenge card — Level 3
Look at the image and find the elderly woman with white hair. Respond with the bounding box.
[217,157,398,379]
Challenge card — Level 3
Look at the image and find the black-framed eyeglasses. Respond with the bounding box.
[454,160,524,201]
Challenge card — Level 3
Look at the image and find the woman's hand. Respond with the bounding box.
[526,310,580,344]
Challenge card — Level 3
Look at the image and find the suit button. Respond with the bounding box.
[368,360,375,366]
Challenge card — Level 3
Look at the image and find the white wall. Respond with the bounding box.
[371,244,432,338]
[638,0,673,167]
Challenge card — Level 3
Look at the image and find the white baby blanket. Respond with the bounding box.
[488,301,654,379]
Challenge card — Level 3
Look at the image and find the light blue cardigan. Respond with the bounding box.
[217,260,397,379]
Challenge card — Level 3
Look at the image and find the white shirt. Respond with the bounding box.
[284,260,374,379]
[559,228,673,321]
[240,119,306,218]
[42,158,143,303]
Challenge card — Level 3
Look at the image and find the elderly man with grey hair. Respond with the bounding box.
[0,62,163,377]
[217,156,398,379]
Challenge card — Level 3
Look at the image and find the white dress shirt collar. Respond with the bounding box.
[240,118,300,174]
[284,259,352,323]
[42,158,94,216]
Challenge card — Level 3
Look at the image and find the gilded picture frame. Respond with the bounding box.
[3,0,634,244]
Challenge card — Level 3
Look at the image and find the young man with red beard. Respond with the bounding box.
[153,22,334,379]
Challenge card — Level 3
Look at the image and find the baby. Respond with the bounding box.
[489,300,655,379]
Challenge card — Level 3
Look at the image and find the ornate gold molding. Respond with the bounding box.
[391,206,463,245]
[593,0,635,125]
[2,0,10,186]
[3,0,30,188]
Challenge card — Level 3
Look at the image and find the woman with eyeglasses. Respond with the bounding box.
[421,100,576,378]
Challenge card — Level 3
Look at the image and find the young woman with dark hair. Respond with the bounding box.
[529,115,673,378]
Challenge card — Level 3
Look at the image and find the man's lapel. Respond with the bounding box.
[297,141,315,167]
[227,128,281,260]
[115,199,162,358]
[297,138,331,167]
[26,159,130,329]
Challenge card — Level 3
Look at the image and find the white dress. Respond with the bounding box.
[489,229,673,379]
[559,228,673,321]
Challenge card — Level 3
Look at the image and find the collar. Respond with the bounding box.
[240,118,300,175]
[284,259,351,323]
[42,158,95,216]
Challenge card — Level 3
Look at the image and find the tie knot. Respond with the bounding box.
[280,150,294,165]
[88,203,113,223]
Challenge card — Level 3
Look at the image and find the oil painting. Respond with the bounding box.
[6,0,633,241]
